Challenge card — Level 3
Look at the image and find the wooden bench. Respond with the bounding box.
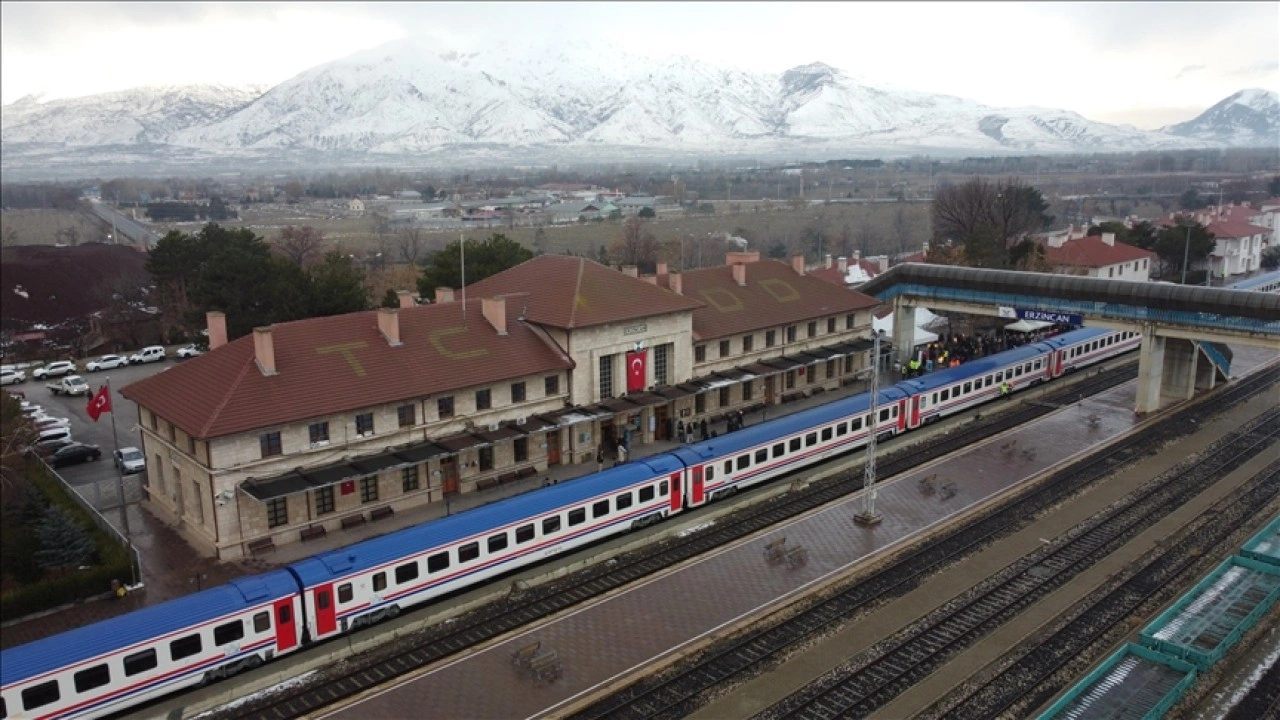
[341,514,367,530]
[516,466,538,480]
[370,506,394,522]
[763,537,788,564]
[511,641,542,668]
[300,525,327,542]
[496,471,519,485]
[246,537,275,556]
[476,476,501,492]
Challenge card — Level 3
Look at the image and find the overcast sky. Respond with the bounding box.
[2,2,1276,128]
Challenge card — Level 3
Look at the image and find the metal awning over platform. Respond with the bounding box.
[243,441,450,501]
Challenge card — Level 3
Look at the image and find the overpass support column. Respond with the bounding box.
[1135,325,1165,415]
[1162,338,1198,403]
[892,301,917,366]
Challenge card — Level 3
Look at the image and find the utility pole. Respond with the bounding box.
[1181,225,1191,284]
[855,331,885,526]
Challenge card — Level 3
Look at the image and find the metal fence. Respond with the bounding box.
[37,455,143,587]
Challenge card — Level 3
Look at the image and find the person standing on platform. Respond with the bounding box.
[736,410,745,430]
[596,448,604,472]
[700,418,709,440]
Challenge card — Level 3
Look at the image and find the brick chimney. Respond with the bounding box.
[253,327,277,376]
[397,290,415,309]
[791,254,806,276]
[482,296,507,335]
[669,271,683,295]
[642,275,658,285]
[207,311,228,350]
[877,256,890,272]
[377,307,401,346]
[656,262,668,276]
[1101,232,1115,247]
[622,265,639,277]
[435,287,455,303]
[725,251,760,266]
[825,254,833,269]
[732,263,747,286]
[838,256,848,273]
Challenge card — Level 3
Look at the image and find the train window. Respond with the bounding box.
[373,572,387,592]
[1024,363,1032,374]
[488,533,509,553]
[254,611,270,633]
[963,382,971,394]
[569,507,587,525]
[279,605,292,624]
[705,466,715,482]
[931,392,938,404]
[317,591,330,611]
[516,523,536,543]
[395,562,419,584]
[821,427,833,441]
[755,448,768,463]
[1015,366,1023,377]
[940,388,949,401]
[638,485,655,502]
[124,649,158,676]
[214,620,245,645]
[996,371,1004,381]
[426,552,450,573]
[74,664,110,693]
[542,516,562,534]
[337,584,353,604]
[805,432,817,447]
[852,417,863,430]
[170,634,202,661]
[459,542,480,563]
[592,501,610,518]
[836,422,847,436]
[21,681,59,711]
[736,455,750,470]
[789,437,801,452]
[879,408,891,422]
[616,493,633,510]
[985,376,993,387]
[723,460,732,475]
[773,443,785,458]
[659,480,668,495]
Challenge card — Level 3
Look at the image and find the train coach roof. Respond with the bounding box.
[894,338,1061,395]
[288,454,687,586]
[0,570,299,687]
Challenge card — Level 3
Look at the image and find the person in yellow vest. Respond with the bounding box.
[1001,381,1012,398]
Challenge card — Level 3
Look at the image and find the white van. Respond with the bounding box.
[129,346,167,364]
[34,426,73,453]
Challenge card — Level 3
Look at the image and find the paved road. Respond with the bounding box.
[88,200,161,247]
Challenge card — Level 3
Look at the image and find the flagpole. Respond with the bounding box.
[105,378,135,584]
[460,233,466,324]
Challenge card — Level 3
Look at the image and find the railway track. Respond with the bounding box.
[759,409,1279,719]
[215,363,1140,720]
[565,366,1280,720]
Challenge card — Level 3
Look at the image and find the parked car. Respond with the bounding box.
[33,414,72,432]
[175,344,205,359]
[47,375,91,396]
[20,401,43,417]
[50,442,102,468]
[114,447,146,474]
[32,361,76,379]
[129,346,167,364]
[0,369,25,385]
[33,427,74,454]
[86,354,130,371]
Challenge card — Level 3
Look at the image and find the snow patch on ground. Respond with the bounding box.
[190,669,318,718]
[678,521,716,537]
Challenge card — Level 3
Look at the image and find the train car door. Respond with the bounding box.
[909,395,921,428]
[313,584,337,637]
[1052,350,1064,378]
[897,399,908,432]
[274,598,298,652]
[669,472,682,513]
[691,465,705,505]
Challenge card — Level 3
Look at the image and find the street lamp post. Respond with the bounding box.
[854,330,885,526]
[1181,225,1191,284]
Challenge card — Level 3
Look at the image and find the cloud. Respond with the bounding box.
[1174,65,1207,80]
[1230,60,1280,76]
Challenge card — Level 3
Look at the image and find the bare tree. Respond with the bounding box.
[610,217,660,272]
[395,226,425,264]
[931,177,1049,269]
[275,225,325,268]
[55,226,80,247]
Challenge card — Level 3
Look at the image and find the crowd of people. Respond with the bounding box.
[901,325,1076,379]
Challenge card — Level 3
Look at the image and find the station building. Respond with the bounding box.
[122,252,882,558]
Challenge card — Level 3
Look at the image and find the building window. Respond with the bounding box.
[397,404,415,428]
[514,437,528,463]
[402,465,420,492]
[475,388,491,411]
[356,413,374,436]
[846,313,854,330]
[827,317,836,333]
[827,359,836,378]
[308,422,329,445]
[655,344,670,386]
[316,486,335,515]
[479,446,494,471]
[808,363,818,384]
[742,335,754,352]
[260,431,282,458]
[544,375,559,397]
[786,370,796,389]
[808,321,817,338]
[360,477,378,503]
[766,330,776,347]
[695,345,706,363]
[511,381,526,403]
[786,325,797,343]
[695,392,706,414]
[187,436,196,454]
[719,386,731,407]
[438,396,454,420]
[719,340,730,358]
[267,497,288,528]
[599,355,614,399]
[742,381,753,401]
[193,481,203,524]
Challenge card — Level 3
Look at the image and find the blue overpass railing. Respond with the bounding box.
[1195,341,1232,377]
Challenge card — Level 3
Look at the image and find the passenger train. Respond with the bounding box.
[0,327,1141,719]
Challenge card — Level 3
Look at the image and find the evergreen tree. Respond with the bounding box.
[417,233,533,297]
[381,288,401,308]
[33,505,96,569]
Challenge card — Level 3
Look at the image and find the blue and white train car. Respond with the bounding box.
[896,343,1053,428]
[0,571,303,720]
[1044,327,1141,375]
[287,455,686,642]
[671,387,909,504]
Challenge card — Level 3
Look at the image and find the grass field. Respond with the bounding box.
[1,209,107,247]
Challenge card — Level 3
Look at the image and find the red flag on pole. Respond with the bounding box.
[626,350,647,393]
[87,385,112,421]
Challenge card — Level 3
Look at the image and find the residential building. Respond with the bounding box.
[1040,232,1155,281]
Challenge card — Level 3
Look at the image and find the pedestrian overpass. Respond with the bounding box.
[858,264,1280,414]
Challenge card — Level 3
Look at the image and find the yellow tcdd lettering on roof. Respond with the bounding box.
[759,278,800,303]
[316,342,369,376]
[700,287,743,312]
[430,327,489,360]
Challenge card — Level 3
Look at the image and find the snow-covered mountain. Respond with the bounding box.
[2,37,1272,174]
[1162,88,1279,147]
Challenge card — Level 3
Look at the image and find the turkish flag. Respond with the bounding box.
[86,385,112,422]
[340,480,356,495]
[626,350,647,393]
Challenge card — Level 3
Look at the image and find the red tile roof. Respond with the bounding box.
[121,302,574,439]
[1042,235,1154,269]
[679,259,881,341]
[464,255,704,329]
[1206,219,1271,239]
[808,259,880,287]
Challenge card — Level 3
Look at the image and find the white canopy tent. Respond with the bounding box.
[1004,318,1054,333]
[874,308,940,348]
